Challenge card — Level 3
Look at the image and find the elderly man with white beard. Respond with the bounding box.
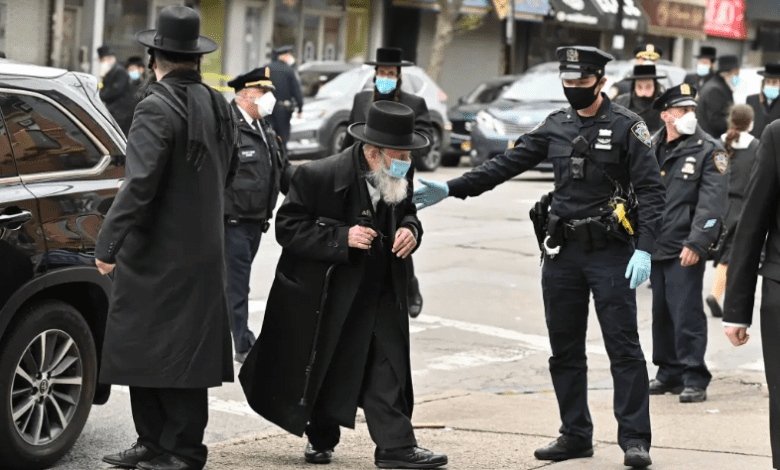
[239,101,448,468]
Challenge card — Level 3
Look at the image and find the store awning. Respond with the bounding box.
[638,0,707,39]
[745,0,780,22]
[705,0,746,39]
[391,0,549,20]
[547,0,647,33]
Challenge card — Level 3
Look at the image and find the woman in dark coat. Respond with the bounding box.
[613,64,666,135]
[706,104,760,318]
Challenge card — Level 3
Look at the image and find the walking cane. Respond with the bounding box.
[299,263,339,407]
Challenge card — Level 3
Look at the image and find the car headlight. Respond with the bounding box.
[475,110,505,135]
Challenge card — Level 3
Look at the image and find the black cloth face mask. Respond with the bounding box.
[563,79,601,110]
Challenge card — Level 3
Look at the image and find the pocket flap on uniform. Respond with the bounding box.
[548,143,573,158]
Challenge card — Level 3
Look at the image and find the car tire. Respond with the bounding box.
[0,300,97,470]
[329,124,348,155]
[440,153,461,167]
[415,128,442,172]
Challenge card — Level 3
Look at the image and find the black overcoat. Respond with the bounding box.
[614,92,664,134]
[239,144,423,436]
[340,90,433,159]
[717,132,759,262]
[263,59,304,143]
[100,64,137,135]
[95,73,239,388]
[747,93,780,139]
[696,74,734,139]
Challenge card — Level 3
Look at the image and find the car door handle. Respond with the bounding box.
[0,210,33,228]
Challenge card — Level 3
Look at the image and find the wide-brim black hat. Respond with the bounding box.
[365,47,414,67]
[758,63,780,78]
[626,64,666,80]
[97,45,114,59]
[697,46,717,59]
[347,101,429,150]
[717,54,740,72]
[137,6,218,55]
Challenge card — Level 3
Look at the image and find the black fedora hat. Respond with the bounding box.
[136,6,218,55]
[365,47,414,67]
[348,101,429,151]
[697,46,717,59]
[626,64,666,80]
[758,63,780,78]
[717,54,740,72]
[97,46,114,59]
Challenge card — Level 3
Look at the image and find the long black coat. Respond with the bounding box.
[684,71,715,91]
[614,92,664,134]
[747,93,780,139]
[239,144,422,436]
[341,89,433,159]
[100,64,137,135]
[696,74,733,139]
[724,120,780,323]
[95,73,239,388]
[718,132,760,262]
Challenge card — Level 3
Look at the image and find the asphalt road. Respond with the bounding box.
[52,162,766,469]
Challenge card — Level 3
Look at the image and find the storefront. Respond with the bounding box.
[638,0,706,68]
[745,0,780,64]
[703,0,747,61]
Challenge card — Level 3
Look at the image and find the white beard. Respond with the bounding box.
[367,167,409,206]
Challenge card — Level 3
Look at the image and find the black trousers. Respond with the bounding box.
[130,387,209,468]
[225,223,263,353]
[305,336,417,451]
[651,257,711,388]
[541,241,651,451]
[760,278,780,468]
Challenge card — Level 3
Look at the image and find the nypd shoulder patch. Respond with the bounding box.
[631,121,652,148]
[714,151,729,174]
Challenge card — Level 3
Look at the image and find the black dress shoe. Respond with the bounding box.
[680,386,707,403]
[375,446,447,468]
[624,444,652,468]
[136,454,200,470]
[706,295,723,318]
[304,441,333,464]
[648,378,684,395]
[102,442,162,468]
[408,277,423,319]
[534,435,594,461]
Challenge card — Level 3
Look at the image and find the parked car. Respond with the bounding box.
[297,61,360,99]
[443,75,519,167]
[287,64,451,171]
[470,60,687,168]
[0,60,126,469]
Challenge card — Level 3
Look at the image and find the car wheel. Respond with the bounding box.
[0,300,97,470]
[415,128,442,172]
[440,152,461,167]
[329,124,348,155]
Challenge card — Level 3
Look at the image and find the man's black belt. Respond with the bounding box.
[226,216,271,232]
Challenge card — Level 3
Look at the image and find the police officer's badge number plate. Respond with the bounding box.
[714,151,729,173]
[631,121,652,148]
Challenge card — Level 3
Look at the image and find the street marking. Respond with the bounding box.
[427,349,534,371]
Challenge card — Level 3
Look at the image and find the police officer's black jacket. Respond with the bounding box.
[614,92,664,134]
[447,93,665,253]
[265,59,303,113]
[650,125,728,260]
[747,93,780,139]
[696,73,734,138]
[225,101,294,221]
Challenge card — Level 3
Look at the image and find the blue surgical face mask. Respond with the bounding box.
[375,77,397,95]
[129,70,141,81]
[764,86,780,100]
[380,151,411,179]
[731,75,741,87]
[696,64,711,76]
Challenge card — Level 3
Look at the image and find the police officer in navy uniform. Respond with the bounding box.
[225,67,294,363]
[264,45,304,145]
[648,84,728,403]
[413,46,665,469]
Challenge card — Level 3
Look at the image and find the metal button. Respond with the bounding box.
[661,171,665,176]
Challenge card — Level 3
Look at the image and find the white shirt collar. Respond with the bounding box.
[236,103,256,127]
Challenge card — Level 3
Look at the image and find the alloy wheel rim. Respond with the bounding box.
[10,329,83,445]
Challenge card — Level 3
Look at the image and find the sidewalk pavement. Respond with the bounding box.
[205,373,772,469]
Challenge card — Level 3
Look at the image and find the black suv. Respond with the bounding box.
[0,61,125,469]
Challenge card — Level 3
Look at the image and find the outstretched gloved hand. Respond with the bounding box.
[625,249,651,289]
[412,178,449,210]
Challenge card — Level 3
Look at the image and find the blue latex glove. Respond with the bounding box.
[412,178,449,210]
[625,249,651,289]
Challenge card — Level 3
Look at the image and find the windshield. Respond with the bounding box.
[501,72,567,102]
[315,68,365,99]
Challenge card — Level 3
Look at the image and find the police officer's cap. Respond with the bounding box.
[228,67,275,92]
[555,46,613,80]
[274,45,294,55]
[633,43,661,61]
[652,83,698,111]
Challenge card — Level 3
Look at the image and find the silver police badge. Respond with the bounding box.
[567,48,579,62]
[714,151,729,173]
[631,121,652,148]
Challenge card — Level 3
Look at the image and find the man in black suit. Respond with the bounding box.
[97,45,136,135]
[747,63,780,138]
[340,47,433,318]
[684,46,717,90]
[264,45,303,145]
[697,55,740,139]
[723,119,780,469]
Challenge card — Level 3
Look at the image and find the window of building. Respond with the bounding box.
[245,4,268,70]
[0,93,103,175]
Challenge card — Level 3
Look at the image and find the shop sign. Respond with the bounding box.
[639,0,706,37]
[705,0,746,39]
[590,0,645,31]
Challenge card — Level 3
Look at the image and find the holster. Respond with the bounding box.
[529,192,553,252]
